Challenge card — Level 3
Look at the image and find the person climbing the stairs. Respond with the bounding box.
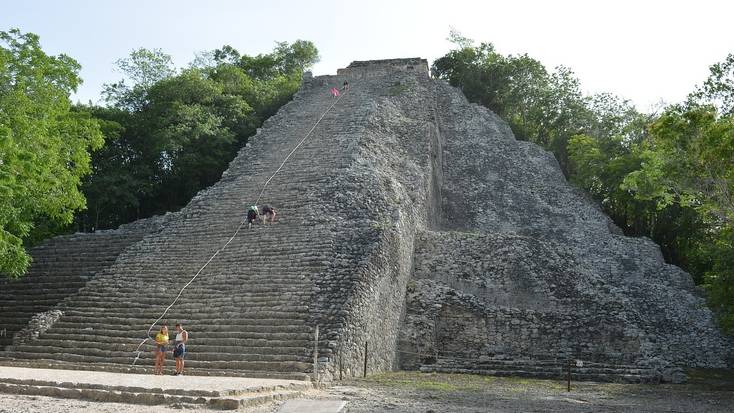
[247,205,259,229]
[342,80,349,91]
[330,87,340,97]
[261,204,277,224]
[153,324,169,375]
[173,323,188,376]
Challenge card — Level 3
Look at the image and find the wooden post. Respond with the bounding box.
[339,347,343,380]
[566,359,571,392]
[363,341,368,378]
[313,325,319,383]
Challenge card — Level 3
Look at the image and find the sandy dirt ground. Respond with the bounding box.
[1,370,733,413]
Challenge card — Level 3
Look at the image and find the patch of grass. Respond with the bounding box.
[360,371,601,395]
[501,375,567,391]
[360,371,498,393]
[685,368,734,391]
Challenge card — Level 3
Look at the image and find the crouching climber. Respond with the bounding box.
[246,205,259,229]
[261,204,277,224]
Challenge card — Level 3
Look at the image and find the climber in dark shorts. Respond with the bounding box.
[342,80,349,91]
[246,205,259,229]
[261,204,277,224]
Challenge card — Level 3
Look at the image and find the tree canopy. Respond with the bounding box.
[77,40,319,230]
[0,29,103,277]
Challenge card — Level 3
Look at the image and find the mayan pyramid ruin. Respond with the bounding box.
[1,59,731,383]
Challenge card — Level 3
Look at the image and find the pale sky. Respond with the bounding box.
[2,0,732,111]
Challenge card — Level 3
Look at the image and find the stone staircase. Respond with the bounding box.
[0,217,170,350]
[1,74,378,378]
[0,366,311,410]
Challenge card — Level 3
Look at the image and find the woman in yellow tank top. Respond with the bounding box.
[153,324,169,375]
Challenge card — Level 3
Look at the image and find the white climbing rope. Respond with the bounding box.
[254,91,345,205]
[132,88,347,365]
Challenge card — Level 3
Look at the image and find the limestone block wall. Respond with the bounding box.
[399,79,732,370]
[309,71,442,378]
[337,58,429,80]
[399,231,642,369]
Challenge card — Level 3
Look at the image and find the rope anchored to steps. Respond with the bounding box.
[132,87,348,366]
[254,90,346,205]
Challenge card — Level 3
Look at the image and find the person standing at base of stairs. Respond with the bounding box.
[153,324,169,375]
[261,204,277,224]
[173,323,188,376]
[247,205,259,229]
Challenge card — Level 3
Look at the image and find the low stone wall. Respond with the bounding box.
[399,231,644,370]
[337,58,429,80]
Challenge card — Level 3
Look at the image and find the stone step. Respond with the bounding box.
[0,367,310,410]
[66,296,311,307]
[76,282,314,292]
[0,304,63,314]
[30,335,313,351]
[2,351,312,371]
[421,365,657,384]
[44,324,313,336]
[50,318,310,331]
[62,305,311,316]
[8,344,312,362]
[56,309,310,319]
[0,284,86,293]
[440,358,648,373]
[39,331,314,342]
[50,317,311,329]
[12,342,314,360]
[0,318,52,329]
[65,298,312,308]
[416,355,660,383]
[0,358,312,380]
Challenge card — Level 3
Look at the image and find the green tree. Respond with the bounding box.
[623,105,734,225]
[78,41,318,229]
[145,68,254,209]
[102,48,175,111]
[690,53,734,116]
[621,104,734,330]
[0,29,103,277]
